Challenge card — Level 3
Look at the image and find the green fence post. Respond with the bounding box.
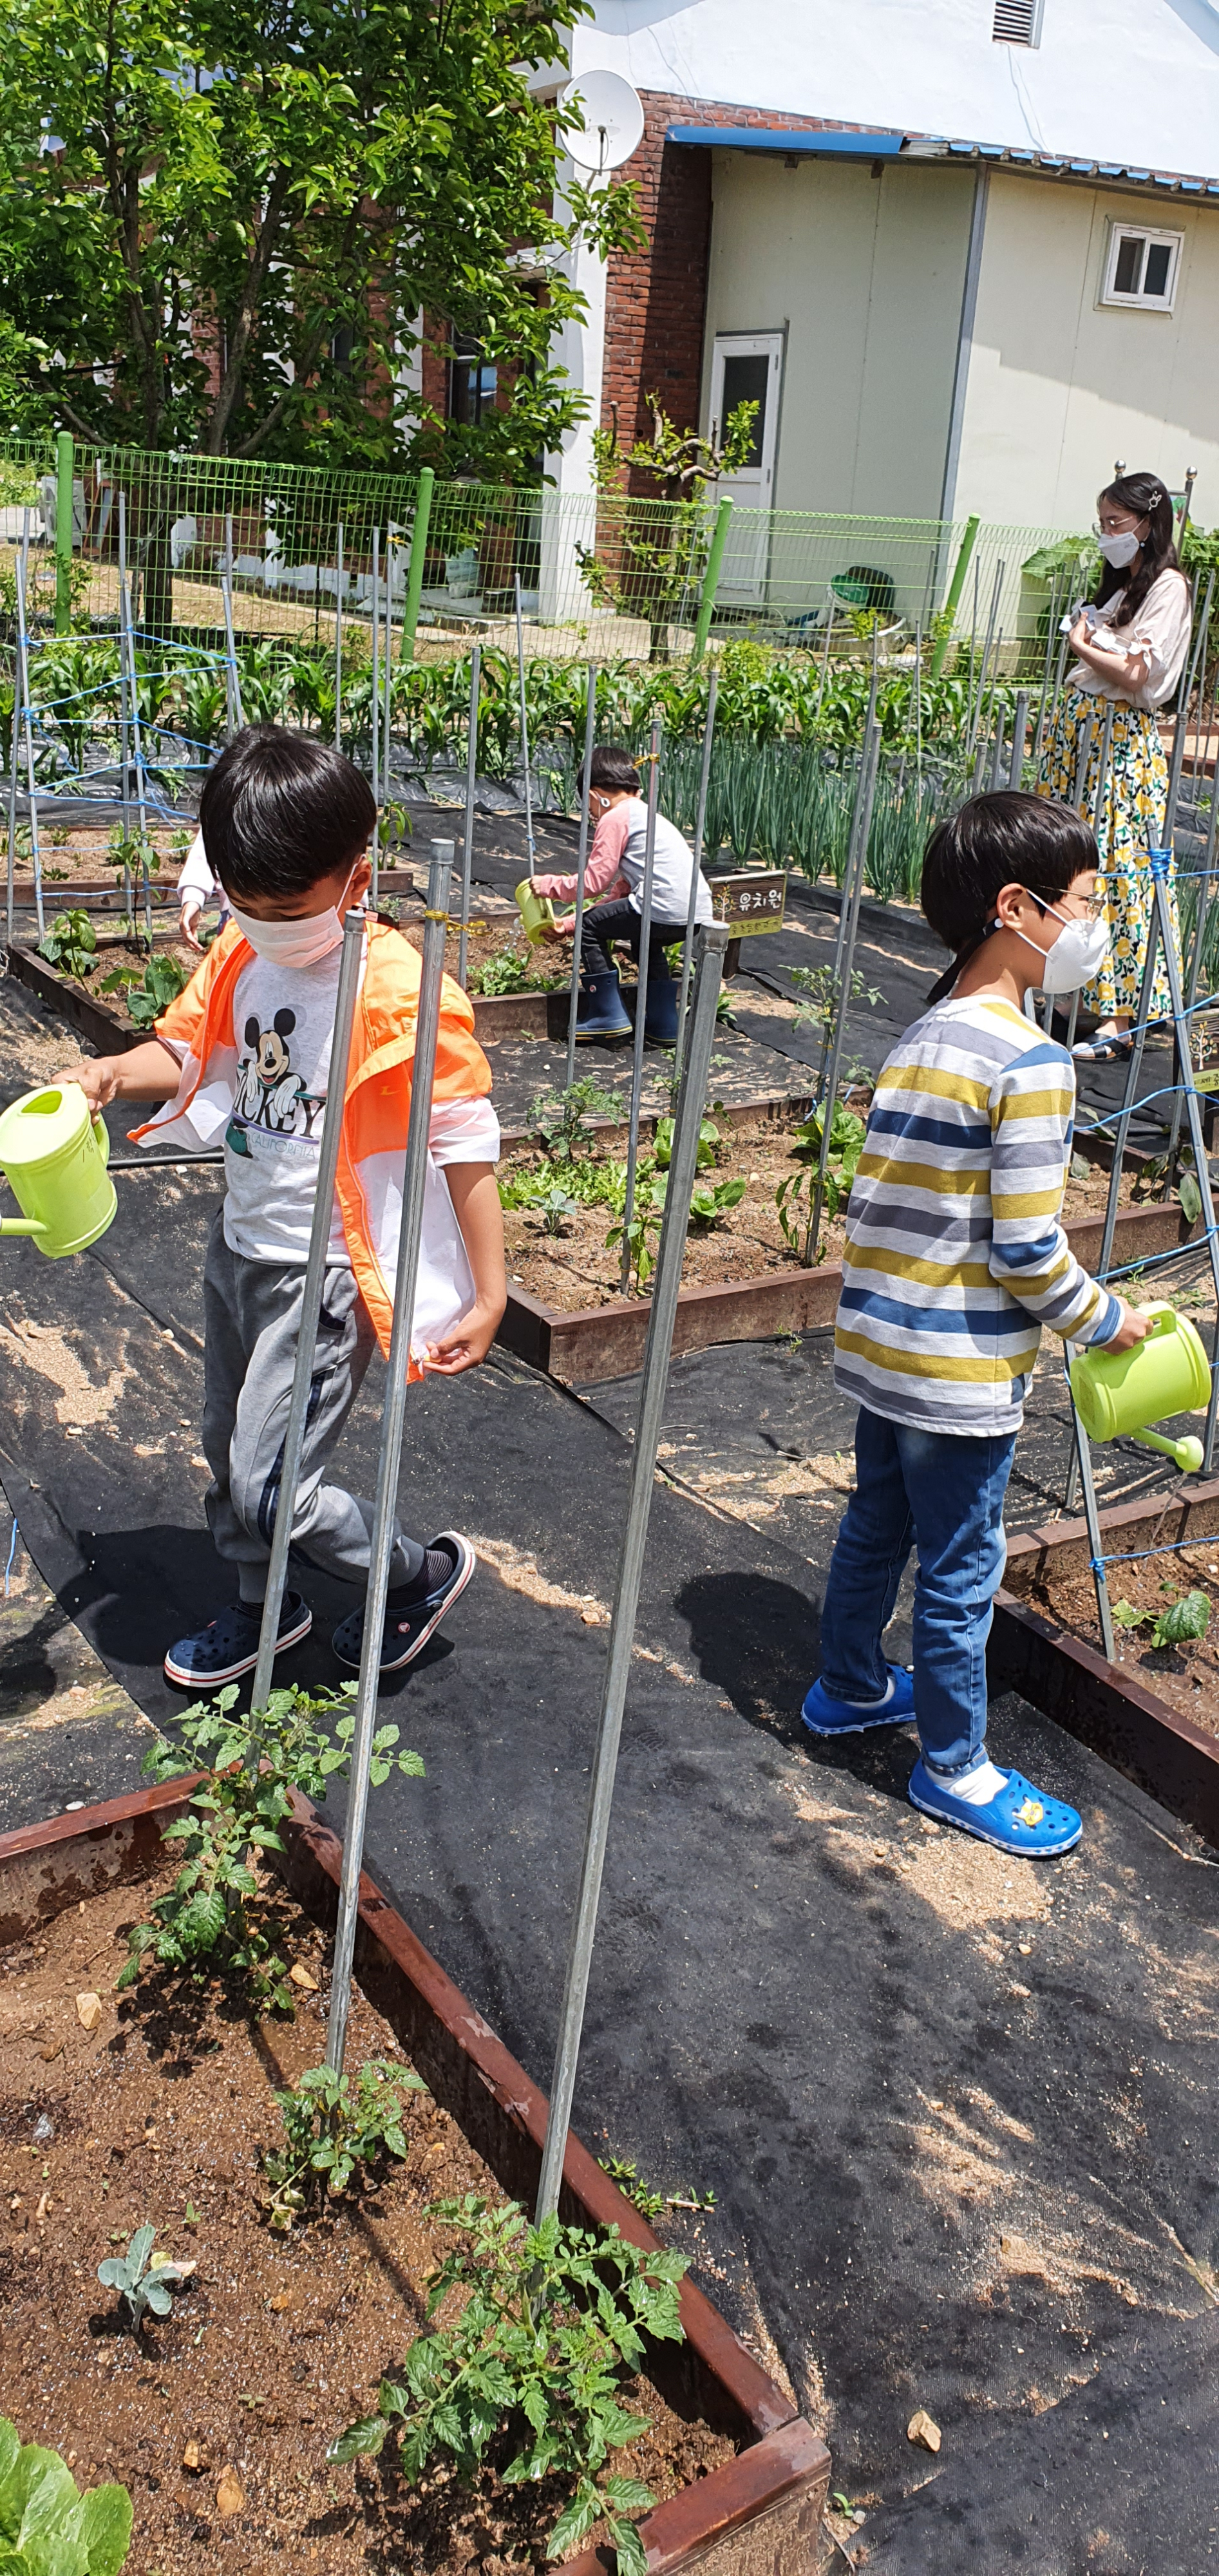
[54,430,74,634]
[692,498,733,664]
[930,512,980,679]
[400,468,434,662]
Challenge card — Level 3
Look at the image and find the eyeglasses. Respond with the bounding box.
[1026,884,1108,921]
[1091,516,1144,538]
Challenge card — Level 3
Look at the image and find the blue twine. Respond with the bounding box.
[4,1516,17,1598]
[1090,1538,1219,1571]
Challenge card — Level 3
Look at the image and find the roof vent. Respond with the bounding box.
[993,0,1043,43]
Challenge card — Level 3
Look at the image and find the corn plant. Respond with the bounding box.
[120,1682,423,2011]
[330,2197,688,2576]
[0,2418,132,2574]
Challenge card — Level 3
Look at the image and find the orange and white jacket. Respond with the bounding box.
[130,920,495,1363]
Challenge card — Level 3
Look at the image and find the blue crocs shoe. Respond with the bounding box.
[332,1531,476,1674]
[164,1591,312,1689]
[802,1662,916,1738]
[909,1758,1082,1855]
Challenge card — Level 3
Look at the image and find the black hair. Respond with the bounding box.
[199,724,376,900]
[1093,470,1185,627]
[921,791,1098,1001]
[579,746,640,796]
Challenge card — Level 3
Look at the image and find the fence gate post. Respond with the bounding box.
[55,433,74,635]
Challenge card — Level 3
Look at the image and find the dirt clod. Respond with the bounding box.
[907,2409,941,2454]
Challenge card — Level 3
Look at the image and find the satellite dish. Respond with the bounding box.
[558,72,645,174]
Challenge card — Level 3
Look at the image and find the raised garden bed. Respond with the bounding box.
[990,1477,1219,1850]
[0,1777,829,2575]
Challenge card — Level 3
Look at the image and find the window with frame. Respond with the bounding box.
[1101,225,1182,312]
[992,0,1043,44]
[449,334,498,428]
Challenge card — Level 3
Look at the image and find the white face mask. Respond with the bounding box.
[1016,892,1111,996]
[1097,528,1141,569]
[230,867,363,971]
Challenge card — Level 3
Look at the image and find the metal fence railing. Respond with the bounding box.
[0,434,1099,672]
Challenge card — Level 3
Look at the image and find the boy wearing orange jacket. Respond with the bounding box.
[55,726,506,1688]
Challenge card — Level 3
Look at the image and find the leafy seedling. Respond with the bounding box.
[97,2226,194,2334]
[37,909,97,982]
[330,2197,688,2576]
[688,1176,746,1230]
[263,2057,426,2231]
[654,1113,718,1171]
[529,1184,580,1236]
[0,2416,132,2573]
[775,1099,867,1251]
[1153,1590,1210,1649]
[528,1077,619,1164]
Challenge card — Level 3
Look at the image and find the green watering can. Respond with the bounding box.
[515,878,557,947]
[1070,1302,1211,1474]
[0,1083,117,1258]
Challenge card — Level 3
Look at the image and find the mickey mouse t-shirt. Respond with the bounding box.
[223,947,349,1262]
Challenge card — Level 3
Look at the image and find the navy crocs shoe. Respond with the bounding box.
[332,1532,477,1674]
[164,1591,312,1689]
[909,1758,1082,1855]
[802,1662,916,1738]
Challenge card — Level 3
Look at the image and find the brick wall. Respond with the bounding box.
[603,95,879,485]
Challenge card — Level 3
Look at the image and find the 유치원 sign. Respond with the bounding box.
[706,871,787,936]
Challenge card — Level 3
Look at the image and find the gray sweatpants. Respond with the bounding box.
[202,1211,425,1605]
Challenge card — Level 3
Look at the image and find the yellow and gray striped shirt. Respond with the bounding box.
[834,996,1120,1436]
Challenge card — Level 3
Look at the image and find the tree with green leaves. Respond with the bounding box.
[0,0,642,477]
[578,395,759,661]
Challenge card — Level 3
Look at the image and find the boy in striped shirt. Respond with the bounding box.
[803,793,1151,1855]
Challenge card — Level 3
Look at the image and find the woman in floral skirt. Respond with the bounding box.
[1037,471,1193,1061]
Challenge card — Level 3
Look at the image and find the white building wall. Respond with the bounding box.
[578,0,1219,184]
[701,155,974,518]
[956,172,1219,529]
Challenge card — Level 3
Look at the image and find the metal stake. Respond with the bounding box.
[1069,1399,1117,1663]
[325,842,454,2076]
[1070,711,1096,813]
[1007,690,1028,788]
[118,569,153,943]
[383,545,393,804]
[618,721,661,1294]
[116,497,133,923]
[12,515,41,941]
[1148,852,1219,1470]
[564,661,598,1085]
[806,719,881,1265]
[966,560,1004,755]
[334,525,344,751]
[457,645,482,993]
[1165,569,1214,842]
[988,707,1006,791]
[535,923,731,2222]
[370,532,381,896]
[515,574,536,880]
[674,661,718,1086]
[221,516,243,735]
[249,910,368,1719]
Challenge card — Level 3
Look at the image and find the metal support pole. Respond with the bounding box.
[249,911,368,1718]
[824,661,880,1019]
[515,574,536,878]
[914,618,923,786]
[564,661,598,1086]
[966,560,1004,755]
[1165,570,1214,842]
[1070,1402,1117,1663]
[674,661,718,1086]
[458,645,482,994]
[692,499,732,664]
[988,707,1006,791]
[325,842,453,2076]
[14,516,43,940]
[334,525,344,751]
[619,722,661,1294]
[1149,853,1219,1470]
[383,547,393,806]
[54,431,74,637]
[806,720,881,1265]
[370,531,381,894]
[535,922,731,2222]
[1034,629,1070,777]
[1070,712,1096,813]
[118,570,153,942]
[399,466,434,666]
[1007,690,1028,788]
[5,592,19,943]
[221,516,243,738]
[117,496,133,923]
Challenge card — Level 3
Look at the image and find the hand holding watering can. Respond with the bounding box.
[0,1083,118,1258]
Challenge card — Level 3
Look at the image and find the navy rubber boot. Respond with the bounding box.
[643,973,679,1045]
[576,968,632,1039]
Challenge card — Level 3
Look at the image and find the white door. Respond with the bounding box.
[708,332,784,602]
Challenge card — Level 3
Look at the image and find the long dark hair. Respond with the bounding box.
[1093,471,1184,627]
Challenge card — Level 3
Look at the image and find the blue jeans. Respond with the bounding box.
[819,1406,1017,1774]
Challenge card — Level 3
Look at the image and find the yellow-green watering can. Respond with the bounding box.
[0,1084,117,1258]
[515,878,557,947]
[1070,1301,1211,1474]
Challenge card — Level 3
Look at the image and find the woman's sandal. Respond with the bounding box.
[908,1759,1082,1855]
[1072,1032,1134,1063]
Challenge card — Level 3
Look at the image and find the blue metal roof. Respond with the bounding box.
[665,124,905,158]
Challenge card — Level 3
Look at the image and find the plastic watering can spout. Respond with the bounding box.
[1069,1301,1212,1454]
[0,1084,118,1259]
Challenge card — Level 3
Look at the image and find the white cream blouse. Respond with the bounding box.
[1067,565,1193,711]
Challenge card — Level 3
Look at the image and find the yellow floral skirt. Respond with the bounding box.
[1036,694,1180,1023]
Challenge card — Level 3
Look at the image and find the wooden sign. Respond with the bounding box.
[706,870,788,937]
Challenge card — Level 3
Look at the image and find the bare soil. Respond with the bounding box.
[0,1866,732,2574]
[1020,1535,1219,1729]
[499,1122,1149,1311]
